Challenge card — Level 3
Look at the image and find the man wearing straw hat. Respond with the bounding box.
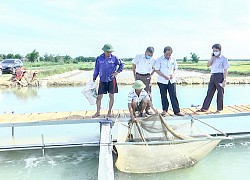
[128,80,158,122]
[92,44,124,118]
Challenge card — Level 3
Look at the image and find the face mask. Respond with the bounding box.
[213,51,220,56]
[145,55,152,59]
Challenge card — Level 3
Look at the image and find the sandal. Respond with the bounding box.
[196,109,207,112]
[161,111,167,116]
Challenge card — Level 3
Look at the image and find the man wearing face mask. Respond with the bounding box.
[154,46,184,116]
[197,44,230,113]
[132,46,156,114]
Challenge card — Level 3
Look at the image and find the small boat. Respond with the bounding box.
[115,114,231,173]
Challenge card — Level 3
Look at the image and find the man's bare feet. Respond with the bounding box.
[106,111,112,117]
[92,112,100,118]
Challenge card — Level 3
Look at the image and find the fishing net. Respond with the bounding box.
[115,114,221,173]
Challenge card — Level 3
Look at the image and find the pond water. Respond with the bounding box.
[0,84,250,113]
[0,85,250,179]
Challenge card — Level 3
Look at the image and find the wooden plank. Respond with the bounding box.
[0,114,15,123]
[0,104,249,125]
[234,105,249,112]
[14,113,33,123]
[181,108,196,115]
[223,106,237,114]
[226,106,242,113]
[240,105,250,111]
[98,122,114,180]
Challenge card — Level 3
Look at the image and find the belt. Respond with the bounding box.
[212,73,223,75]
[136,73,150,76]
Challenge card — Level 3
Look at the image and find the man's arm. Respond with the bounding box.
[155,70,170,80]
[222,69,228,87]
[207,53,215,67]
[93,58,99,81]
[116,58,124,73]
[128,103,136,122]
[112,58,124,78]
[132,64,136,80]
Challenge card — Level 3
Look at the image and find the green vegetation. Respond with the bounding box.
[1,49,249,77]
[190,52,200,63]
[24,62,85,78]
[23,60,250,78]
[178,61,250,76]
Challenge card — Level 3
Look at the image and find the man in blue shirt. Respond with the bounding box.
[92,44,124,118]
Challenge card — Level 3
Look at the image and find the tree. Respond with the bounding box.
[54,55,63,63]
[7,54,15,59]
[39,57,44,61]
[44,53,54,62]
[0,54,6,60]
[26,49,39,62]
[15,54,22,59]
[190,52,200,63]
[183,56,188,62]
[63,55,72,63]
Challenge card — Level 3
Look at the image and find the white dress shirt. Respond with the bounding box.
[154,55,178,84]
[209,55,230,73]
[128,89,150,104]
[132,54,156,74]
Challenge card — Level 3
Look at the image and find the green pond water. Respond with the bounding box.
[0,85,250,179]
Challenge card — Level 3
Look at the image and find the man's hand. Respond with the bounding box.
[222,80,226,88]
[210,53,216,63]
[170,74,174,79]
[131,116,137,123]
[111,72,118,78]
[164,75,170,80]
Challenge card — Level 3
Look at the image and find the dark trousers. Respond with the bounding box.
[202,73,224,111]
[157,82,180,113]
[135,73,151,93]
[136,73,152,111]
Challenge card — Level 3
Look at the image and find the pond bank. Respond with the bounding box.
[0,70,250,88]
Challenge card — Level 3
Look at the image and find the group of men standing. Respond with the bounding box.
[92,43,230,121]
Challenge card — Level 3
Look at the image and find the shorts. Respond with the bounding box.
[98,78,118,95]
[135,101,143,112]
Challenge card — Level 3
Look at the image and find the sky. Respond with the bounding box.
[0,0,250,59]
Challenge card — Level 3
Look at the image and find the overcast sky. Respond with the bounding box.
[0,0,250,59]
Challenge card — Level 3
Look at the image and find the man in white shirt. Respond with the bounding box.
[132,47,156,114]
[154,46,184,116]
[197,44,230,113]
[128,80,158,122]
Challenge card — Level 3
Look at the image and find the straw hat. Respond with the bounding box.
[132,80,146,90]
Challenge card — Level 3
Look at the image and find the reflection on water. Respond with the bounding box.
[10,87,38,100]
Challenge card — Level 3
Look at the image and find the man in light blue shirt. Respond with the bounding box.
[197,44,230,113]
[154,46,183,116]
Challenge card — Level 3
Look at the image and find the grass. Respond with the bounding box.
[178,61,250,76]
[23,60,250,78]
